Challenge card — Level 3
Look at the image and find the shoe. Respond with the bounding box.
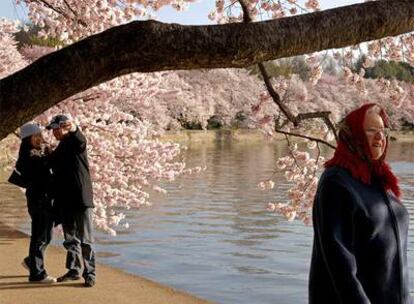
[30,276,57,284]
[84,277,95,287]
[57,272,81,282]
[21,257,30,271]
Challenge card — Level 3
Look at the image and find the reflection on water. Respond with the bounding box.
[1,139,414,304]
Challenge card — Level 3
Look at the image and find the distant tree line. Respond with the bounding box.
[354,55,414,83]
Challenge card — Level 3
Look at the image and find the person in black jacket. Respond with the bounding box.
[46,114,96,287]
[309,103,412,304]
[9,123,56,283]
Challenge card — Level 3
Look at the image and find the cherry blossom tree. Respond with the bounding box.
[2,1,414,139]
[0,31,196,235]
[2,0,414,228]
[1,19,267,234]
[0,19,27,79]
[233,0,414,224]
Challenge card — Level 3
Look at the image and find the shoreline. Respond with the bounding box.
[0,179,212,304]
[0,222,212,304]
[157,129,414,144]
[2,129,413,153]
[158,129,284,144]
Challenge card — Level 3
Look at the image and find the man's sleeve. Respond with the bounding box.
[314,178,371,304]
[69,127,87,153]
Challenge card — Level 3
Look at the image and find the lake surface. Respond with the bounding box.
[2,137,414,304]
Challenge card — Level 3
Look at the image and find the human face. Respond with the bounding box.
[52,127,64,140]
[30,133,45,149]
[363,110,387,160]
[52,121,72,140]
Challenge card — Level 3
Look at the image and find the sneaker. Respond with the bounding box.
[84,277,95,288]
[30,276,57,284]
[21,257,30,271]
[57,272,81,282]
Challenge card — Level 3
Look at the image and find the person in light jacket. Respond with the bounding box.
[309,103,412,304]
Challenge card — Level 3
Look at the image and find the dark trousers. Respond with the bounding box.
[28,209,54,281]
[62,207,96,279]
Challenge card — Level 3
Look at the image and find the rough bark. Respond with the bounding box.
[1,0,414,139]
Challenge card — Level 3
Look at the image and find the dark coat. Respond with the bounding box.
[49,127,94,213]
[309,166,411,304]
[14,141,53,215]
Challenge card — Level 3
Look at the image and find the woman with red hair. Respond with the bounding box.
[309,104,411,304]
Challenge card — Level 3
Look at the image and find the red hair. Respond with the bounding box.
[325,103,401,198]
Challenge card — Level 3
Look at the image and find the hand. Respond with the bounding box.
[59,121,76,133]
[43,145,54,155]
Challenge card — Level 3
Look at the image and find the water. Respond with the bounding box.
[93,139,414,304]
[2,138,414,304]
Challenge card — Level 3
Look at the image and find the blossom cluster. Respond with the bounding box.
[209,0,320,24]
[0,19,27,78]
[18,0,197,43]
[264,143,323,225]
[0,31,199,235]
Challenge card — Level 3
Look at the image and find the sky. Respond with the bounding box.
[0,0,362,25]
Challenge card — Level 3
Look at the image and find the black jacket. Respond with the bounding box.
[49,127,94,211]
[309,166,411,304]
[14,141,53,215]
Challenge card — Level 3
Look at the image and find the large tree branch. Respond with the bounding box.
[1,0,414,139]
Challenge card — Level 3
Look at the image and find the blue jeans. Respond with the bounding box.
[62,207,96,280]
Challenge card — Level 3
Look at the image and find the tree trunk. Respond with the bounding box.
[1,0,414,139]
